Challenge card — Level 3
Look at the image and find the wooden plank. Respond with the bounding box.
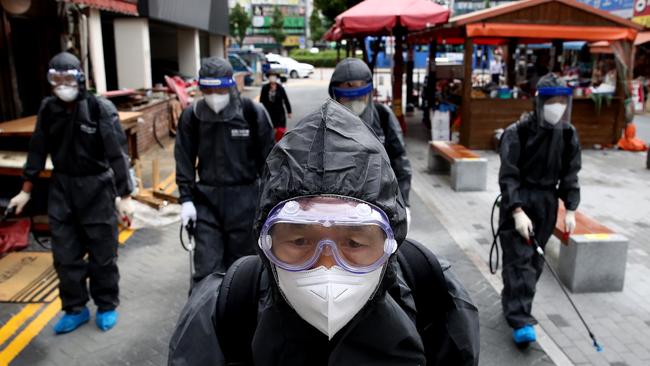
[0,112,143,138]
[152,190,179,204]
[0,151,53,178]
[554,201,614,244]
[431,141,480,160]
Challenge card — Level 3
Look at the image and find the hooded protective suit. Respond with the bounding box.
[23,51,132,312]
[175,57,275,282]
[328,58,412,206]
[498,74,581,329]
[168,100,479,366]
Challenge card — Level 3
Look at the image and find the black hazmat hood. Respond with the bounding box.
[255,98,407,245]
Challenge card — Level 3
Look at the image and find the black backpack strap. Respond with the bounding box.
[396,239,479,366]
[217,255,264,364]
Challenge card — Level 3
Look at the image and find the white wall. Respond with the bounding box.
[88,8,106,93]
[177,28,200,77]
[209,34,225,58]
[114,18,152,89]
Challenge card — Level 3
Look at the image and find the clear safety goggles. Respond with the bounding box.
[332,83,373,102]
[259,195,397,274]
[47,69,82,87]
[536,87,573,128]
[198,77,235,89]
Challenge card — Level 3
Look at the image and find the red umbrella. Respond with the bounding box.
[334,0,449,36]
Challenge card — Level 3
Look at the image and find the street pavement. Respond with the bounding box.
[404,112,650,366]
[2,69,648,365]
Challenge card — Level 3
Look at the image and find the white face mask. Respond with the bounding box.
[276,265,383,339]
[341,99,368,116]
[54,85,79,102]
[269,75,278,83]
[543,103,567,125]
[205,93,230,114]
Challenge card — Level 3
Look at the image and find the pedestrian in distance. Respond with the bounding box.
[175,57,275,285]
[329,58,413,231]
[168,99,479,366]
[7,51,135,334]
[259,70,292,142]
[498,73,581,346]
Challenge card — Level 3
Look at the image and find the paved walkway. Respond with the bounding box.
[404,112,650,366]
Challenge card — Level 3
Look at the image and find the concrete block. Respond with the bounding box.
[558,233,628,293]
[427,148,450,173]
[451,158,488,191]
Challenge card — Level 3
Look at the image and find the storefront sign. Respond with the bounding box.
[578,0,634,18]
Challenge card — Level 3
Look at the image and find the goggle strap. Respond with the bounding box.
[333,83,373,98]
[199,77,235,88]
[537,87,572,97]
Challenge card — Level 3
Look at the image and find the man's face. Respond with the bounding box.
[202,87,229,96]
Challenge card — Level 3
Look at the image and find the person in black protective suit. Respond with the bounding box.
[498,73,581,346]
[175,57,275,284]
[168,99,479,366]
[7,52,134,334]
[328,58,413,229]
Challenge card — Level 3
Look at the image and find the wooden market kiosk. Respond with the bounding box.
[409,0,643,149]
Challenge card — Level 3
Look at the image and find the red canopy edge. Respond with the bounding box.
[64,0,138,16]
[466,23,637,42]
[328,0,449,40]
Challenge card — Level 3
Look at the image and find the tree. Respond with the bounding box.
[309,10,328,43]
[229,3,251,48]
[314,0,363,23]
[269,6,286,47]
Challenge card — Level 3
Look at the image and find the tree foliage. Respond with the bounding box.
[314,0,363,23]
[309,10,329,43]
[269,6,286,47]
[229,3,251,48]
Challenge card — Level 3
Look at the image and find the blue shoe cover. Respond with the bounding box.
[513,325,537,345]
[96,310,118,331]
[54,308,90,334]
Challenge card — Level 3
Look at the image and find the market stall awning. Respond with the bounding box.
[325,0,449,40]
[466,23,637,42]
[63,0,138,15]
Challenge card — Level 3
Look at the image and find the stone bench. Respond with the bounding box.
[427,141,487,191]
[554,202,628,293]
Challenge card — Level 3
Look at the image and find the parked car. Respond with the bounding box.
[266,53,314,79]
[228,54,254,86]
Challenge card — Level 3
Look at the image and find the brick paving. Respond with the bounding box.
[404,112,650,366]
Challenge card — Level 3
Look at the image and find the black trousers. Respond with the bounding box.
[49,172,119,313]
[193,183,258,283]
[499,189,557,329]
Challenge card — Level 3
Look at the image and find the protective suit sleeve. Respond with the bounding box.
[377,104,412,206]
[174,107,199,203]
[253,102,275,175]
[558,128,581,211]
[168,273,226,366]
[98,97,133,197]
[23,98,53,182]
[281,86,292,114]
[498,126,523,213]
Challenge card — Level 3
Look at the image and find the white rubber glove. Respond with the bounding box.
[115,196,135,227]
[513,210,533,241]
[181,201,197,227]
[406,207,411,234]
[565,210,576,235]
[8,191,31,215]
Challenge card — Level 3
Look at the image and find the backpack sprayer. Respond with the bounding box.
[179,220,196,289]
[489,194,603,353]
